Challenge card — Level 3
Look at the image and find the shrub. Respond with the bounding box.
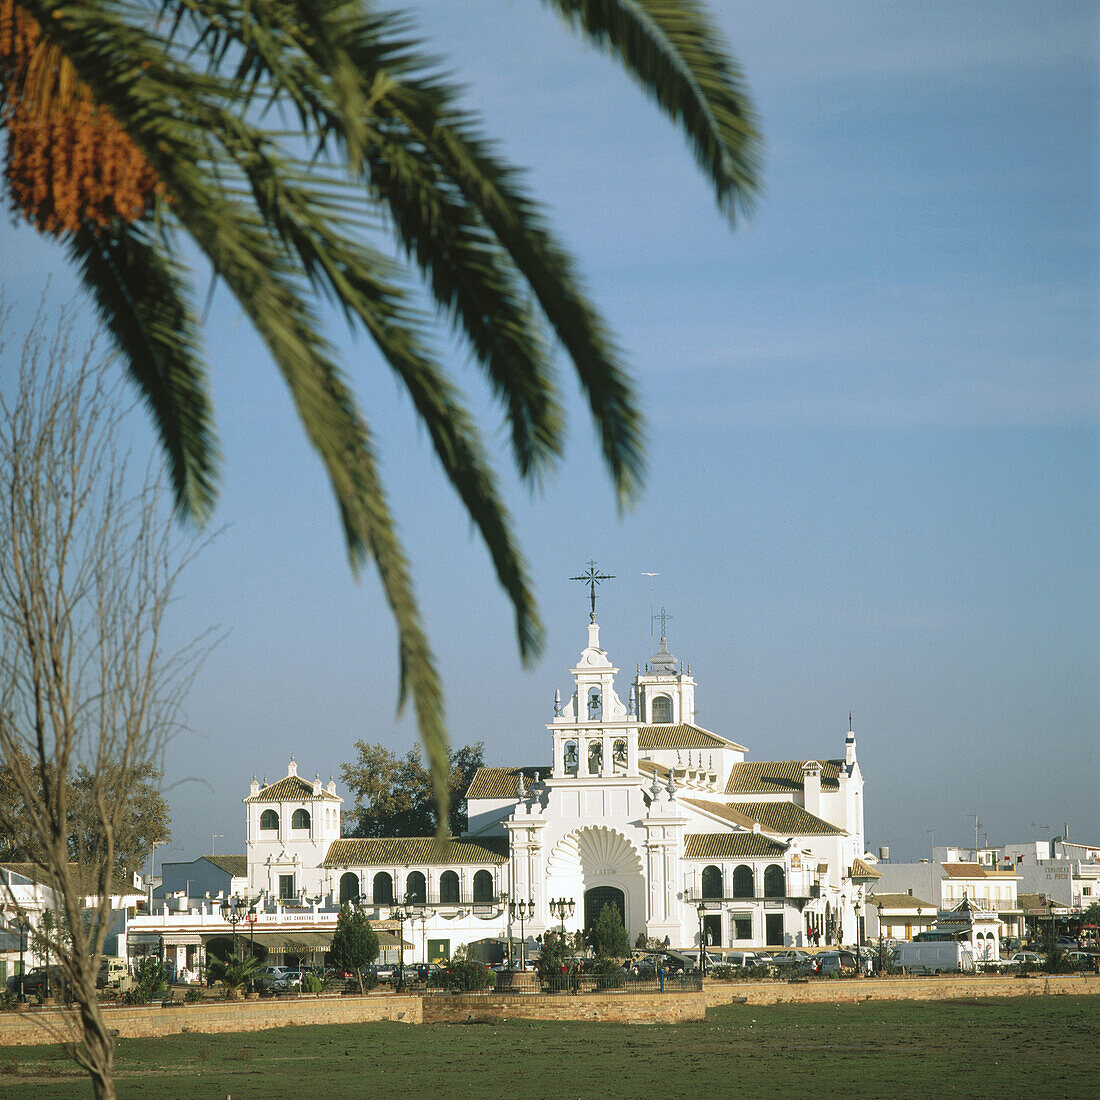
[445,959,492,991]
[709,965,738,981]
[300,975,323,994]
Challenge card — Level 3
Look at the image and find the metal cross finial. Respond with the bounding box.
[654,606,673,640]
[570,560,614,622]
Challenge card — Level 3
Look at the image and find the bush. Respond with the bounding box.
[184,987,204,1003]
[709,965,738,981]
[300,974,323,994]
[134,957,167,997]
[122,988,148,1006]
[445,958,492,991]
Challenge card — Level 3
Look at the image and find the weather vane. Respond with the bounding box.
[571,560,614,622]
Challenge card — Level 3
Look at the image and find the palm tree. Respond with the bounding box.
[0,1,760,806]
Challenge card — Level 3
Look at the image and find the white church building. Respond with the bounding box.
[129,594,877,969]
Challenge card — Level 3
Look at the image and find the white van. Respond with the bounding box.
[97,956,132,990]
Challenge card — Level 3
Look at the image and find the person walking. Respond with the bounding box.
[658,963,667,993]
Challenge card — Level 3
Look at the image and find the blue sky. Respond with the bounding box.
[1,1,1096,864]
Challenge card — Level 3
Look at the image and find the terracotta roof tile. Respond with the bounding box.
[723,760,843,794]
[465,767,544,800]
[850,858,882,880]
[684,834,788,860]
[941,863,1019,878]
[868,891,937,909]
[684,798,846,837]
[638,724,746,750]
[322,837,509,868]
[244,775,340,803]
[205,855,247,878]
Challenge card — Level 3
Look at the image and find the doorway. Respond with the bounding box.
[584,886,626,940]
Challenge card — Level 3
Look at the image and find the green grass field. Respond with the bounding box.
[0,996,1095,1098]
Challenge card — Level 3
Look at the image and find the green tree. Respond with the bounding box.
[1,1,760,816]
[592,903,630,959]
[341,740,484,837]
[329,903,380,994]
[206,953,257,997]
[1081,901,1100,928]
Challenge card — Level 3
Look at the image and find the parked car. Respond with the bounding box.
[813,951,858,975]
[273,968,303,990]
[1063,951,1097,970]
[20,966,68,997]
[722,950,767,969]
[253,965,295,989]
[371,962,397,982]
[1010,952,1044,967]
[96,955,131,990]
[770,949,811,969]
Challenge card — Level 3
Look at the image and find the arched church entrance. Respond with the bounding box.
[584,886,625,935]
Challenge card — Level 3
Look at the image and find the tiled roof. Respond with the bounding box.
[850,858,882,880]
[684,834,788,860]
[638,724,746,751]
[941,863,1019,879]
[684,798,846,837]
[723,760,842,795]
[245,775,341,803]
[205,855,247,878]
[322,836,509,868]
[0,862,144,898]
[868,891,937,910]
[638,758,671,779]
[466,767,544,800]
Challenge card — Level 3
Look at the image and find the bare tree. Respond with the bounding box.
[0,303,204,1100]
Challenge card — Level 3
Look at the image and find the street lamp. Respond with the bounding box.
[220,895,245,958]
[696,902,709,975]
[509,899,534,970]
[246,902,258,959]
[876,901,885,974]
[549,897,575,943]
[393,899,409,992]
[17,918,27,1003]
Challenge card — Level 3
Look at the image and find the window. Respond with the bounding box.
[339,872,360,905]
[406,871,426,903]
[373,871,394,904]
[613,739,627,767]
[291,808,311,830]
[764,865,786,898]
[732,914,752,940]
[651,695,672,723]
[732,865,754,898]
[260,809,279,830]
[473,869,494,903]
[587,688,602,720]
[279,874,295,900]
[701,865,723,899]
[439,870,460,904]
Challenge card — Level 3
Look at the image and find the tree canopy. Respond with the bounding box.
[329,903,380,994]
[340,740,484,838]
[591,902,630,959]
[0,1,760,820]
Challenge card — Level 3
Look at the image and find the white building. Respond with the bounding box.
[129,607,875,966]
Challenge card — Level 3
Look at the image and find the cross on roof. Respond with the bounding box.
[654,606,673,641]
[570,560,614,622]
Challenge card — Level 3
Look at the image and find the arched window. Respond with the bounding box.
[259,809,279,830]
[406,871,426,903]
[764,864,786,898]
[291,808,311,830]
[613,739,627,767]
[588,740,602,774]
[732,865,754,898]
[439,870,460,904]
[373,871,394,904]
[564,741,578,774]
[651,695,672,723]
[701,865,723,899]
[472,869,494,903]
[339,872,360,905]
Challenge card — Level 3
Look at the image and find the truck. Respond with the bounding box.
[893,941,976,974]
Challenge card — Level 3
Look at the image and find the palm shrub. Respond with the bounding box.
[206,953,258,997]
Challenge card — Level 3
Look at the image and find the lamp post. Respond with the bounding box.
[17,918,27,1002]
[393,901,407,992]
[509,899,534,970]
[696,902,709,975]
[548,897,575,945]
[246,902,258,959]
[876,902,885,974]
[219,895,244,958]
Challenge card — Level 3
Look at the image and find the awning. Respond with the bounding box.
[248,931,333,951]
[377,931,413,948]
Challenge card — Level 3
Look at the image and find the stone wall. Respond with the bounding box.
[0,994,422,1047]
[702,972,1100,1007]
[0,975,1094,1047]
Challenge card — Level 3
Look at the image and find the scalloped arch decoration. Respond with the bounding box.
[546,826,643,880]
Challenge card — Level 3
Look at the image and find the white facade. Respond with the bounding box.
[127,610,874,964]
